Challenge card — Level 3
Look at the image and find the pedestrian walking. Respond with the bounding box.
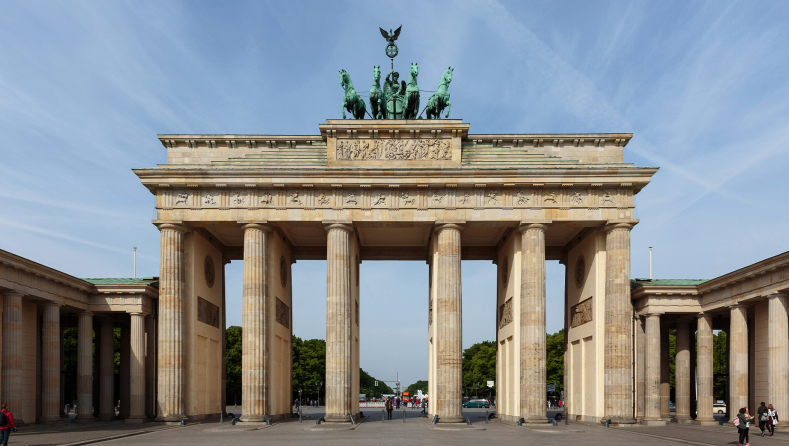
[386,398,393,420]
[757,402,769,436]
[766,404,778,437]
[734,407,753,446]
[0,404,17,446]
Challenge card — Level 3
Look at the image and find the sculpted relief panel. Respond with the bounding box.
[335,138,452,161]
[570,297,593,328]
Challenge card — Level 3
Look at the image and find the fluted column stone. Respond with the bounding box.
[241,223,271,422]
[729,305,749,416]
[636,316,646,420]
[694,314,715,424]
[156,223,186,421]
[519,223,549,423]
[644,313,664,424]
[128,312,147,421]
[1,292,24,425]
[324,223,354,422]
[675,321,691,422]
[603,222,636,423]
[41,303,63,424]
[98,319,115,420]
[660,326,671,419]
[75,311,95,422]
[768,294,789,419]
[435,223,464,423]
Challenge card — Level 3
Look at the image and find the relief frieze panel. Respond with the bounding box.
[499,298,513,329]
[570,297,593,328]
[335,138,452,161]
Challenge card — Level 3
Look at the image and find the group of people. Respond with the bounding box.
[383,396,427,419]
[734,402,779,446]
[547,400,563,409]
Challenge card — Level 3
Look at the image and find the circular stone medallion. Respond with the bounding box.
[280,255,288,288]
[204,256,215,288]
[501,256,509,285]
[575,256,586,288]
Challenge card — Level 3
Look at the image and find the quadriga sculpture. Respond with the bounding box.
[340,69,366,119]
[426,67,453,119]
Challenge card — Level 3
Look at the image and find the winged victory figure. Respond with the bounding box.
[379,25,402,46]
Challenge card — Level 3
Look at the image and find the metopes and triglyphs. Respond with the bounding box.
[335,138,452,160]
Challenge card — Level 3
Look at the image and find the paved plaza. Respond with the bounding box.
[1,407,785,446]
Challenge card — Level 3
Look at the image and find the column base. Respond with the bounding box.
[154,415,185,423]
[641,418,666,426]
[692,418,718,426]
[436,415,465,424]
[323,413,359,423]
[674,416,693,423]
[521,416,551,424]
[602,417,637,426]
[239,415,267,423]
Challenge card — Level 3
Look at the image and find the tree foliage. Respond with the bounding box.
[292,335,326,400]
[546,329,564,393]
[360,368,393,397]
[462,341,496,397]
[405,380,428,395]
[226,326,242,403]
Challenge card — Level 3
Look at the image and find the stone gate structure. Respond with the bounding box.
[134,119,656,423]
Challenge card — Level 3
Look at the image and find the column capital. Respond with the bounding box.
[155,222,188,233]
[241,222,271,232]
[42,301,63,309]
[1,291,24,299]
[128,311,150,317]
[604,220,638,233]
[518,221,550,233]
[644,312,664,318]
[767,292,789,300]
[323,222,354,233]
[79,310,94,316]
[434,222,464,233]
[727,302,749,309]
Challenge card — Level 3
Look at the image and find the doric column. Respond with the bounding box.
[603,222,636,423]
[145,314,156,419]
[636,316,646,420]
[660,326,670,419]
[694,313,715,424]
[120,324,130,418]
[434,223,464,423]
[1,292,24,425]
[519,222,549,423]
[240,223,271,422]
[128,312,147,421]
[324,223,354,422]
[156,223,186,421]
[675,321,691,422]
[768,294,789,419]
[75,311,95,422]
[729,305,748,416]
[98,319,114,421]
[644,313,663,424]
[41,303,63,424]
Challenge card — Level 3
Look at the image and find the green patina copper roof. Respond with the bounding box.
[631,279,709,291]
[82,277,159,289]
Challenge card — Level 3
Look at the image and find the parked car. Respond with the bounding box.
[463,399,490,408]
[713,403,727,414]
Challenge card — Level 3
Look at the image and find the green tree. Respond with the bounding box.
[462,341,496,398]
[405,380,428,395]
[360,368,393,398]
[713,331,727,401]
[292,336,326,401]
[546,329,565,392]
[226,326,242,405]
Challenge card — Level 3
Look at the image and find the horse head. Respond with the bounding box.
[443,67,453,85]
[410,62,419,80]
[340,69,348,88]
[373,66,381,82]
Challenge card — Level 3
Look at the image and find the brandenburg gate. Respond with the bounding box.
[134,119,656,424]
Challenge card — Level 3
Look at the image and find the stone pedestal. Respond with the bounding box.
[324,223,354,422]
[434,223,464,423]
[1,292,25,425]
[98,319,115,421]
[768,294,789,420]
[128,312,147,422]
[75,311,95,423]
[41,303,63,424]
[603,222,636,424]
[729,305,748,416]
[240,223,271,422]
[519,223,549,423]
[694,314,715,424]
[156,223,186,421]
[644,313,664,425]
[674,321,691,422]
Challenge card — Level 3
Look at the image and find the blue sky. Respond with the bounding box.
[2,1,788,388]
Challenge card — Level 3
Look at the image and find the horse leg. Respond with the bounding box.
[342,101,347,119]
[445,100,451,118]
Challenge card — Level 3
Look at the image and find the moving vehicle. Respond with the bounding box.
[713,403,727,414]
[462,399,490,408]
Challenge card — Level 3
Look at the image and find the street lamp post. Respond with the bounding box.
[299,388,303,409]
[474,383,479,399]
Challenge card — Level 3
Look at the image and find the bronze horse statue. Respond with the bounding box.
[340,69,366,119]
[369,66,383,119]
[426,67,453,119]
[404,63,419,120]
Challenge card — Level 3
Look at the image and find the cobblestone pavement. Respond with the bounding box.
[6,407,789,445]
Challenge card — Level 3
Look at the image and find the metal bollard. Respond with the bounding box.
[465,417,471,425]
[432,414,439,425]
[550,418,557,426]
[485,410,489,424]
[264,416,271,426]
[349,413,356,425]
[605,419,612,428]
[518,417,524,426]
[179,417,185,426]
[299,409,303,423]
